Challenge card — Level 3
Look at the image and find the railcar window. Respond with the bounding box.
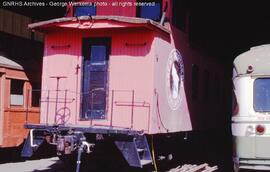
[74,6,96,17]
[254,78,270,112]
[137,0,162,21]
[31,82,40,107]
[10,79,24,106]
[192,64,199,100]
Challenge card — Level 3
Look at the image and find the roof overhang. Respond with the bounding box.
[29,16,171,35]
[0,56,24,71]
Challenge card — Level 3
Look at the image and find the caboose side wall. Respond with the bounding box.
[169,25,227,131]
[150,35,192,133]
[41,28,156,132]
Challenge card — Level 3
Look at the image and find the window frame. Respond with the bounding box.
[10,79,25,106]
[30,82,41,107]
[253,78,270,112]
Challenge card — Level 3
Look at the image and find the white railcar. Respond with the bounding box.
[232,44,270,171]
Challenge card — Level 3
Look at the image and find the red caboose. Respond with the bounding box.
[0,56,39,148]
[22,0,226,170]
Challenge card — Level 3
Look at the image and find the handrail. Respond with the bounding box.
[25,89,151,131]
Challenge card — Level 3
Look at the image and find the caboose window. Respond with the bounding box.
[10,79,24,106]
[137,0,162,21]
[74,6,96,17]
[254,78,270,112]
[31,82,40,107]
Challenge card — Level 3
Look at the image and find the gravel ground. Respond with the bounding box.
[0,156,266,172]
[0,157,67,172]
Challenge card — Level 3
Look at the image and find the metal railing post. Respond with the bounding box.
[46,90,50,125]
[131,90,134,129]
[110,90,114,127]
[25,89,30,124]
[63,89,68,125]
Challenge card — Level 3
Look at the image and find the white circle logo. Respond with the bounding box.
[166,49,184,110]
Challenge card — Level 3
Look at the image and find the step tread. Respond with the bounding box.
[140,159,152,166]
[137,148,144,152]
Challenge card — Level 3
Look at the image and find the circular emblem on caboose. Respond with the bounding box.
[166,49,184,110]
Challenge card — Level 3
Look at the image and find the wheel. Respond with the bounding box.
[233,163,240,172]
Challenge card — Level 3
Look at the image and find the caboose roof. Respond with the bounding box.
[0,56,24,70]
[234,44,270,76]
[28,16,170,34]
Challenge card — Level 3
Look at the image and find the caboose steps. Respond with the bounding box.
[115,135,152,168]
